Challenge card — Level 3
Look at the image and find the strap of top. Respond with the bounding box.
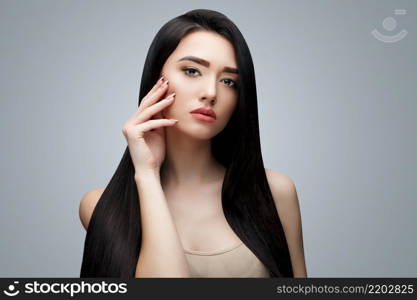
[184,241,244,256]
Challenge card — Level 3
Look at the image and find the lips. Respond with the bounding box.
[190,107,216,119]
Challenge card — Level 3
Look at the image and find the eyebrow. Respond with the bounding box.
[177,56,239,75]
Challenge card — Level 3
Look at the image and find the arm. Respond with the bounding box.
[134,170,191,278]
[266,168,308,278]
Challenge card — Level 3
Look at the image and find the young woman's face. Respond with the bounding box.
[160,30,239,140]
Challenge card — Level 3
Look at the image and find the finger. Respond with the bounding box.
[133,76,164,114]
[141,80,169,108]
[124,77,165,125]
[138,80,170,113]
[135,93,175,124]
[147,76,165,97]
[137,118,178,137]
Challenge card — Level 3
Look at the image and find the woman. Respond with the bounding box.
[79,9,307,278]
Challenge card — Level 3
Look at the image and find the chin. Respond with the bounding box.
[174,122,219,140]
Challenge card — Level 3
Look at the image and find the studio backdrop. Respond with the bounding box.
[0,0,416,277]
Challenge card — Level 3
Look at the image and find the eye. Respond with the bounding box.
[182,67,200,77]
[182,67,238,89]
[222,78,238,88]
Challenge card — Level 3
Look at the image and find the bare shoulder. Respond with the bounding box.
[264,168,300,228]
[265,168,307,277]
[79,187,105,231]
[264,168,297,204]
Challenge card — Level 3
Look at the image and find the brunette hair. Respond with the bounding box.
[80,8,293,278]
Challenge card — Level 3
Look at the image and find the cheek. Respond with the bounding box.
[164,72,187,95]
[160,95,180,118]
[160,78,194,118]
[214,102,237,132]
[223,99,238,119]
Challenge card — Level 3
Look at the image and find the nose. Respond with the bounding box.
[199,76,217,106]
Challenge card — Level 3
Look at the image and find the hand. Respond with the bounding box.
[122,77,176,175]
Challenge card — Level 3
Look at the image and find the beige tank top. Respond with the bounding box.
[184,241,271,278]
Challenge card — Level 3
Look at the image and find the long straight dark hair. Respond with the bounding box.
[80,9,293,278]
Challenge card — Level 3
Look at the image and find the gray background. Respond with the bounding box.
[1,0,416,277]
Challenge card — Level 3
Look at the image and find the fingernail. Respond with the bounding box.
[170,119,178,122]
[158,76,164,84]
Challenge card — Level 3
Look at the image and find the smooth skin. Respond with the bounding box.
[79,30,307,277]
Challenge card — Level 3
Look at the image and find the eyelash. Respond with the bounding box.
[181,67,238,89]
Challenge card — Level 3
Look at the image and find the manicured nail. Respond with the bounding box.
[157,76,164,85]
[165,95,175,101]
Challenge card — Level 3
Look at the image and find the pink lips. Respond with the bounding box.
[190,107,216,123]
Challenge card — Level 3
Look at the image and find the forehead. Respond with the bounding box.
[167,31,238,68]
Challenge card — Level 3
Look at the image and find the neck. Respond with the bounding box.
[160,127,225,189]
